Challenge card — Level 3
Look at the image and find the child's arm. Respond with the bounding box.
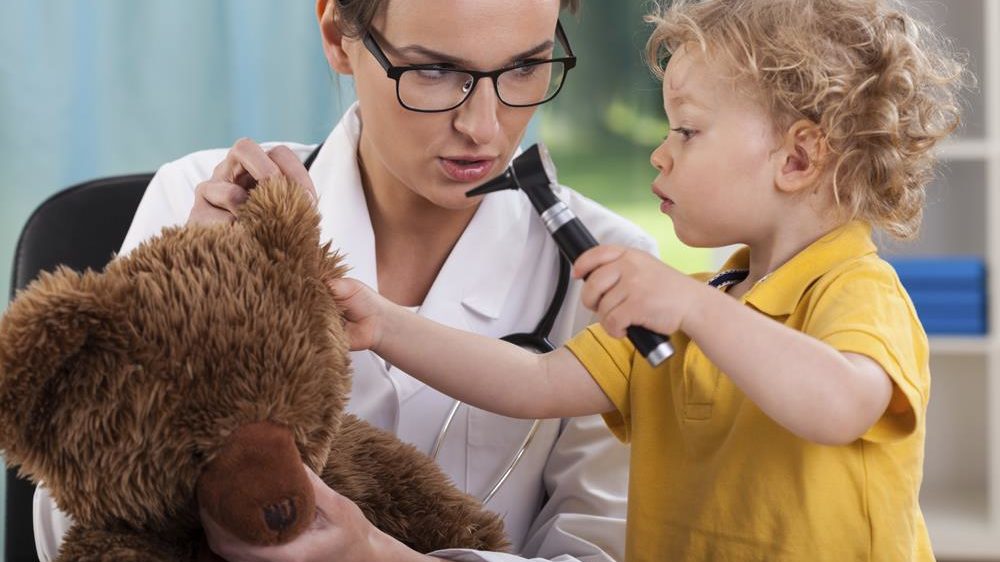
[327,278,614,420]
[575,245,893,446]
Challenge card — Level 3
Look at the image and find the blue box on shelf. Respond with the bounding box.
[886,256,987,335]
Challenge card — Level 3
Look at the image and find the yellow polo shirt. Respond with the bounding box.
[566,221,932,561]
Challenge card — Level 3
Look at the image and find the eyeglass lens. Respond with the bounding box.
[397,62,567,111]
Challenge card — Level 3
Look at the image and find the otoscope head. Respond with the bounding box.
[465,167,519,196]
[465,143,559,198]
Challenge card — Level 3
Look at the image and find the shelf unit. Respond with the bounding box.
[891,1,1000,558]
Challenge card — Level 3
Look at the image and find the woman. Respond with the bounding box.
[34,0,656,560]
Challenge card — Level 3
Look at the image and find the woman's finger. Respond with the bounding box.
[197,181,250,215]
[212,138,282,187]
[269,146,318,203]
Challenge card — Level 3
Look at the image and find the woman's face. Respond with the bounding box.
[335,0,562,211]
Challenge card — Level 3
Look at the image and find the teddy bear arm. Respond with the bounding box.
[52,521,196,562]
[323,415,510,554]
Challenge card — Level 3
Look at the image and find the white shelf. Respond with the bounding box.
[922,487,998,559]
[930,336,993,355]
[907,0,1000,559]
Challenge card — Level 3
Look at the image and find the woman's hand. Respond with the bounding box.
[573,245,707,338]
[201,467,438,562]
[188,138,318,226]
[326,278,390,352]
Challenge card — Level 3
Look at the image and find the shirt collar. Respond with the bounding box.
[719,221,877,316]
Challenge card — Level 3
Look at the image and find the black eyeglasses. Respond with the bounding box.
[362,22,577,113]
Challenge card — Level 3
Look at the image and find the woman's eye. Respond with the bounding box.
[513,65,539,77]
[415,68,448,80]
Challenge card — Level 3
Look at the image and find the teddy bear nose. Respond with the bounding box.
[197,421,317,545]
[263,497,299,532]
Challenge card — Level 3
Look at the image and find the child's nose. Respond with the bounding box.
[650,141,672,175]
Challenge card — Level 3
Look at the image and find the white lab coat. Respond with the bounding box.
[33,104,658,561]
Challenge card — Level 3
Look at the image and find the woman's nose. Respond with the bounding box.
[453,80,500,145]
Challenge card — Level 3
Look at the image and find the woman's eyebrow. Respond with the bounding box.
[395,40,555,67]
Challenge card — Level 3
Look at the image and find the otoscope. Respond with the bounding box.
[466,143,674,366]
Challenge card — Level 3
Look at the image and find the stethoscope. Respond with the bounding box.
[304,143,571,504]
[430,255,569,504]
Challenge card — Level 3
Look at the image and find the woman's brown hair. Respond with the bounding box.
[334,0,580,38]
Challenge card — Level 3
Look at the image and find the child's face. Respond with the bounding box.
[650,45,785,248]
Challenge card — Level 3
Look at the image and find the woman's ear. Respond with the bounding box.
[775,119,827,194]
[316,0,355,75]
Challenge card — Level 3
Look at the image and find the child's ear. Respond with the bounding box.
[316,0,355,75]
[775,119,827,194]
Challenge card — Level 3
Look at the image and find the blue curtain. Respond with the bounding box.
[0,2,357,557]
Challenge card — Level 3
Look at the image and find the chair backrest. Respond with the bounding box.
[4,173,151,562]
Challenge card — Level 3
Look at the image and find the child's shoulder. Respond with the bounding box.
[809,251,918,324]
[821,252,902,292]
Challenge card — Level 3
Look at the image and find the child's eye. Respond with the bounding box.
[669,127,696,141]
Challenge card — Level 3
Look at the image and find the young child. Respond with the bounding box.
[329,0,966,559]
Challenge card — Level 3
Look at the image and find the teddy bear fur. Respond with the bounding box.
[0,176,508,561]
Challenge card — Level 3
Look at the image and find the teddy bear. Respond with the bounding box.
[0,176,508,561]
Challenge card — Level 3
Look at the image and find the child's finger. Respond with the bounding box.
[326,278,364,306]
[580,264,622,311]
[573,245,627,279]
[594,282,630,322]
[600,295,640,339]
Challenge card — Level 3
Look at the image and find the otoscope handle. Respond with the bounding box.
[550,221,675,367]
[551,219,599,263]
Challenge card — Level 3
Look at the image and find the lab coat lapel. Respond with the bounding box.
[308,108,396,430]
[309,108,378,290]
[398,185,531,403]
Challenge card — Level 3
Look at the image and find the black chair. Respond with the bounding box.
[4,173,152,562]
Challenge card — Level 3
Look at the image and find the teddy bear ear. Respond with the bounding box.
[236,176,324,269]
[0,267,127,468]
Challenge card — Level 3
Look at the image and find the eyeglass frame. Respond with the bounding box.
[362,21,578,113]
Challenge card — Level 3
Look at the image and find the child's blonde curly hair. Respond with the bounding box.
[647,0,969,239]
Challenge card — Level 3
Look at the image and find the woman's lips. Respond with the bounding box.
[438,157,496,183]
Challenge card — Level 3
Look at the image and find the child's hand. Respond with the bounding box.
[574,245,705,338]
[326,278,388,351]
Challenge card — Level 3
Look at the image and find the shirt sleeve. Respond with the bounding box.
[565,325,636,444]
[804,263,930,443]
